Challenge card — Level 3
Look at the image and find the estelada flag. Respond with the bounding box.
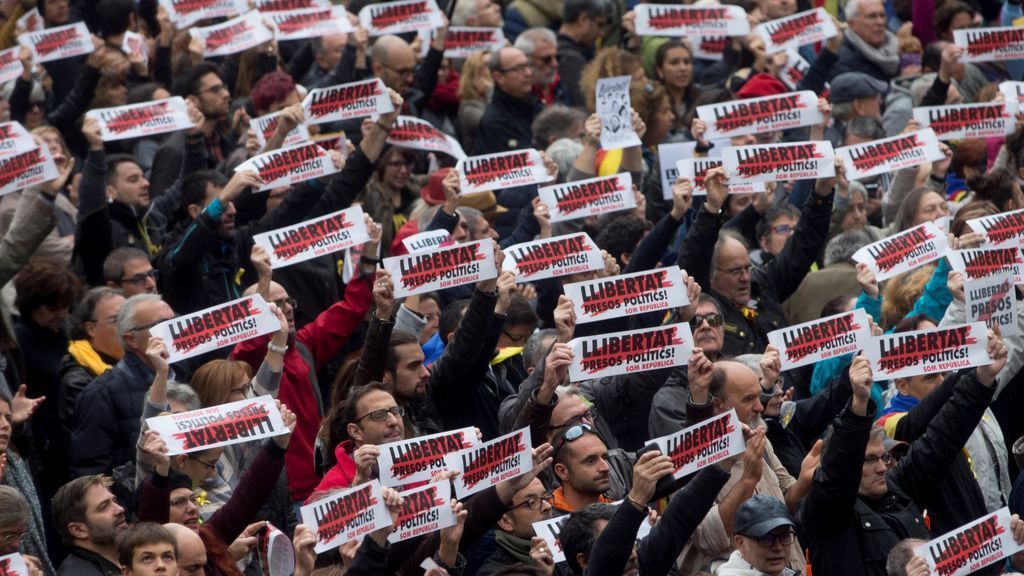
[18,22,94,64]
[86,97,195,142]
[754,7,837,53]
[359,0,444,36]
[190,11,275,58]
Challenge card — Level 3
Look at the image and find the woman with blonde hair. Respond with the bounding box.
[457,50,493,155]
[579,47,645,113]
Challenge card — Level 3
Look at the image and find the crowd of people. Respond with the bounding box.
[3,0,1024,574]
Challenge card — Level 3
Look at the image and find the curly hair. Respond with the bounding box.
[579,47,640,113]
[881,264,935,329]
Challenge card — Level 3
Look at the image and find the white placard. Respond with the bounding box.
[768,308,872,371]
[190,11,275,58]
[253,206,368,269]
[778,49,810,90]
[864,322,992,379]
[387,115,466,159]
[300,481,392,553]
[86,97,195,142]
[596,75,642,150]
[0,145,60,197]
[852,221,949,282]
[532,516,568,564]
[146,394,287,455]
[563,266,689,324]
[444,428,533,499]
[538,173,635,222]
[966,273,1019,337]
[698,90,822,140]
[149,294,282,363]
[658,141,697,201]
[0,47,23,85]
[122,31,149,66]
[236,141,340,191]
[754,8,837,53]
[251,111,311,152]
[503,233,604,283]
[0,553,31,576]
[837,129,944,182]
[457,148,552,194]
[303,78,394,124]
[257,522,294,576]
[914,507,1023,576]
[443,27,506,58]
[384,238,498,297]
[388,482,457,543]
[721,140,835,183]
[676,158,766,195]
[947,247,1024,284]
[691,36,727,61]
[159,0,249,26]
[18,22,94,64]
[16,8,42,32]
[402,229,454,254]
[954,26,1024,62]
[968,208,1024,249]
[568,323,693,381]
[634,4,750,37]
[253,0,329,11]
[376,427,477,487]
[913,103,1015,141]
[0,122,35,157]
[265,6,354,41]
[645,408,745,479]
[359,0,444,35]
[999,81,1024,108]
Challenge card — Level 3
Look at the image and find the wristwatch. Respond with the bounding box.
[268,342,288,355]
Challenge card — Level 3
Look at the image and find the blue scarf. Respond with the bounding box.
[882,392,919,416]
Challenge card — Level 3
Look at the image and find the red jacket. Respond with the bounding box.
[232,276,372,502]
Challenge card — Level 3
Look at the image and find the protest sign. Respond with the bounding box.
[864,322,992,379]
[538,172,635,222]
[457,149,552,194]
[0,47,23,85]
[445,428,533,499]
[503,233,605,283]
[954,26,1024,62]
[149,294,282,363]
[722,140,835,183]
[300,481,392,553]
[86,97,195,141]
[913,102,1015,141]
[17,8,41,32]
[596,75,643,149]
[0,554,30,576]
[658,141,697,200]
[568,323,693,381]
[768,308,872,371]
[253,0,329,11]
[265,6,354,40]
[442,27,505,58]
[852,221,948,282]
[837,129,944,181]
[303,78,394,124]
[385,238,498,297]
[754,8,837,53]
[914,507,1023,576]
[947,247,1024,284]
[18,22,94,64]
[966,274,1019,337]
[401,229,454,254]
[359,0,444,35]
[634,4,749,37]
[253,206,368,269]
[778,49,811,90]
[251,111,311,151]
[377,427,477,487]
[388,482,457,543]
[387,115,466,159]
[999,81,1024,107]
[146,395,287,455]
[968,208,1024,248]
[190,12,275,58]
[532,516,568,564]
[159,0,248,26]
[236,141,340,191]
[122,31,149,66]
[256,523,294,576]
[676,158,766,195]
[691,36,727,60]
[563,266,689,324]
[0,145,59,197]
[0,122,35,157]
[646,408,745,479]
[698,90,822,140]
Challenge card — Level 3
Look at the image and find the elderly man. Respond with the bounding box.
[826,72,888,146]
[476,47,544,153]
[451,0,503,26]
[370,31,448,118]
[715,495,800,576]
[515,27,564,106]
[832,0,900,81]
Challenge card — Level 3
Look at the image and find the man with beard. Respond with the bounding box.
[52,475,128,576]
[477,478,561,575]
[550,424,618,514]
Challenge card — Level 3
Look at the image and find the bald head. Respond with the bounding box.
[490,47,533,99]
[711,361,764,427]
[371,35,416,95]
[164,524,206,576]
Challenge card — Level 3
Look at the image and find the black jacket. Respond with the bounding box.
[556,33,591,109]
[767,368,853,476]
[800,371,995,576]
[830,35,897,82]
[474,85,544,154]
[58,349,116,438]
[56,547,121,576]
[678,190,833,356]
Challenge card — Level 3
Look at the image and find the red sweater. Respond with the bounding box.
[232,277,372,502]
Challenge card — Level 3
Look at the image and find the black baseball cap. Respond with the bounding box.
[733,495,795,538]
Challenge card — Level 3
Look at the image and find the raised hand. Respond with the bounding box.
[977,329,1008,387]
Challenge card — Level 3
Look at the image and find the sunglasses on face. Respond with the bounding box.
[690,312,724,328]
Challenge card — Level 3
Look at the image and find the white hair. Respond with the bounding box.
[844,0,862,21]
[451,0,478,26]
[514,27,557,55]
[116,293,165,342]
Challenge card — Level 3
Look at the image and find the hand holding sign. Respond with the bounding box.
[494,442,554,505]
[849,354,874,416]
[977,328,1008,387]
[353,444,380,486]
[140,429,171,476]
[628,449,676,507]
[670,176,694,220]
[704,167,729,213]
[373,269,396,318]
[530,537,556,572]
[292,525,316,576]
[145,336,170,377]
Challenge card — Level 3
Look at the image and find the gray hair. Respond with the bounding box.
[0,486,30,529]
[545,138,584,183]
[886,539,928,576]
[166,382,201,412]
[533,106,586,149]
[116,293,165,342]
[845,116,885,142]
[451,0,478,26]
[733,354,764,376]
[456,207,485,237]
[710,228,749,283]
[514,27,557,55]
[523,329,558,369]
[844,0,863,20]
[824,229,872,266]
[832,100,855,122]
[555,384,584,398]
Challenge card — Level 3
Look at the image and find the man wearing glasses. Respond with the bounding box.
[716,495,799,576]
[477,477,557,576]
[475,47,543,154]
[103,247,158,297]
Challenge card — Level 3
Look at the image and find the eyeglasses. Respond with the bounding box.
[532,54,556,65]
[229,382,253,398]
[864,453,894,467]
[121,269,159,285]
[511,493,552,511]
[502,330,533,345]
[169,494,196,508]
[272,297,297,310]
[716,264,753,278]
[127,318,167,333]
[747,529,795,548]
[87,314,119,327]
[0,530,26,546]
[690,312,723,329]
[190,456,218,470]
[384,64,415,77]
[497,63,531,74]
[552,423,593,460]
[771,225,795,236]
[354,406,405,423]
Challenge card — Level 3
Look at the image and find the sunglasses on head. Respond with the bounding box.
[552,423,593,461]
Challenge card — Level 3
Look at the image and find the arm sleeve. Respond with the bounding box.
[0,188,58,287]
[921,76,951,107]
[354,311,395,388]
[413,47,444,102]
[69,386,116,476]
[297,275,373,371]
[426,208,459,235]
[797,47,838,95]
[136,471,173,524]
[394,305,426,338]
[624,212,684,274]
[45,65,102,133]
[758,191,833,303]
[426,288,498,421]
[205,441,287,544]
[676,208,726,291]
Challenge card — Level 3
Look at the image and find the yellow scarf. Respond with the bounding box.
[67,339,115,377]
[491,346,523,365]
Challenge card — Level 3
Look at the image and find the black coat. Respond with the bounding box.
[474,85,543,154]
[56,547,121,576]
[830,35,897,82]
